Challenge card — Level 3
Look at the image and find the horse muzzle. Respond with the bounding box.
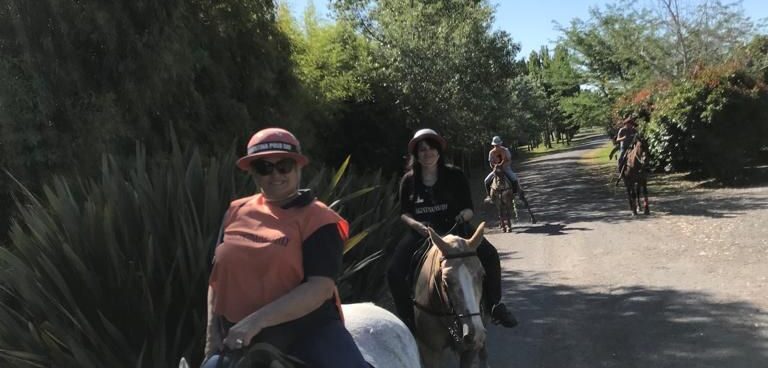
[460,322,486,350]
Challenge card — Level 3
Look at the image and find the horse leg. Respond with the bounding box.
[418,343,443,368]
[478,345,489,368]
[459,350,479,368]
[518,190,536,224]
[632,182,640,212]
[625,181,637,215]
[511,195,519,223]
[642,178,650,215]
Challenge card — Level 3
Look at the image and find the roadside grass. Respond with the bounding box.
[517,127,605,161]
[579,141,708,195]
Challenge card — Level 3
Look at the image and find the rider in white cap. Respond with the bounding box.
[483,136,519,203]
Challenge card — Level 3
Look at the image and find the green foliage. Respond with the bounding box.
[562,1,767,182]
[0,139,401,367]
[561,0,761,93]
[334,0,524,150]
[524,45,586,147]
[559,90,612,129]
[0,0,308,237]
[280,4,373,104]
[645,66,768,182]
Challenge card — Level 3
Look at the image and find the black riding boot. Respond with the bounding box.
[476,238,518,328]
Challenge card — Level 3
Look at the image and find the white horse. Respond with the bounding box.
[179,303,420,368]
[343,302,422,368]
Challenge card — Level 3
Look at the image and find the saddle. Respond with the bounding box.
[203,343,306,368]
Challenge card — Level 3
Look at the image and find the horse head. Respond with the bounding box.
[628,136,650,167]
[491,166,511,192]
[420,223,487,351]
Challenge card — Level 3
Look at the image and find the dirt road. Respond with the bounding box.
[446,134,768,367]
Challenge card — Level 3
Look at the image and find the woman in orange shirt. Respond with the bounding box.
[202,128,368,368]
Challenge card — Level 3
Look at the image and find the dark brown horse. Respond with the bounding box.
[621,136,650,215]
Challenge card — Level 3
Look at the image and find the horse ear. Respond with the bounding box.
[467,222,485,249]
[428,227,452,254]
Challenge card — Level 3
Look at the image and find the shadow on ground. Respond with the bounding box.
[487,267,768,368]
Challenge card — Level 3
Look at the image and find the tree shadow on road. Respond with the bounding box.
[653,193,768,218]
[488,270,768,368]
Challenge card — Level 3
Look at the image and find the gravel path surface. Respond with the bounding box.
[443,133,768,367]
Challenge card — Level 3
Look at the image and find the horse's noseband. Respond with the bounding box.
[441,251,477,260]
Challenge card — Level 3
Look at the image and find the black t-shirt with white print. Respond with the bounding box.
[399,165,474,234]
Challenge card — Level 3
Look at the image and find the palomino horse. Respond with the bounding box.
[411,222,489,368]
[490,167,536,231]
[179,303,420,368]
[621,136,650,215]
[490,169,517,232]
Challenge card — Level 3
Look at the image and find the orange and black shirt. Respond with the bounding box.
[209,190,348,324]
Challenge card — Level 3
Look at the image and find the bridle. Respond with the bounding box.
[412,221,484,345]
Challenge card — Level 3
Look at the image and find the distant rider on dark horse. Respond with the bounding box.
[484,136,519,204]
[611,116,638,184]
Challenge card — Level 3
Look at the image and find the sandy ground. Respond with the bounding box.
[442,133,768,367]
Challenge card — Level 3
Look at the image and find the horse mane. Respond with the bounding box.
[417,237,466,310]
[626,136,647,169]
[420,245,444,303]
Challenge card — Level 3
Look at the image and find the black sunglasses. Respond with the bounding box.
[251,158,296,176]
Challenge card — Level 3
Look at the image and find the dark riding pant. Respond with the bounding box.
[618,148,628,173]
[387,224,504,328]
[290,319,370,368]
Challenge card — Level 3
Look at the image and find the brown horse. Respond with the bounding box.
[410,222,489,368]
[490,167,536,230]
[490,169,517,232]
[621,136,650,215]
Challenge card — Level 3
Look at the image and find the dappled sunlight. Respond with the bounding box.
[489,270,768,368]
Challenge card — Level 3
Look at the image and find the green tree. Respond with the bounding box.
[561,0,762,93]
[277,1,411,172]
[0,0,308,235]
[333,0,523,152]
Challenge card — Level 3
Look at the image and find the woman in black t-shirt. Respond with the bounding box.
[387,128,518,331]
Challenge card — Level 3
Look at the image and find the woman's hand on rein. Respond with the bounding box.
[455,209,473,224]
[223,315,264,350]
[416,222,430,237]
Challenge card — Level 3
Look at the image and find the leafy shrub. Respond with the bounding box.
[645,68,768,182]
[0,141,400,367]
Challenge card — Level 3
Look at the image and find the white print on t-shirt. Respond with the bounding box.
[414,204,448,214]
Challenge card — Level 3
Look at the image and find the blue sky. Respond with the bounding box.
[284,0,768,59]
